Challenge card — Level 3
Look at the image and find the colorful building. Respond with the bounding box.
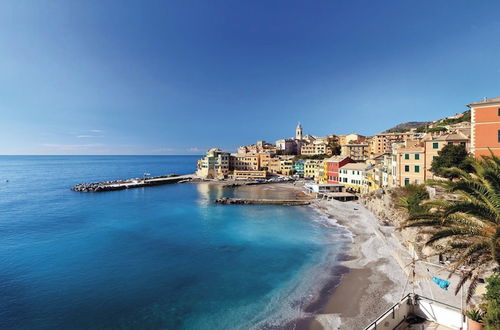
[196,148,231,179]
[393,144,426,186]
[423,132,469,180]
[230,153,261,171]
[468,97,500,158]
[304,159,323,179]
[300,142,331,155]
[324,156,354,184]
[341,143,370,161]
[233,170,267,180]
[293,160,305,177]
[373,132,416,154]
[338,162,372,192]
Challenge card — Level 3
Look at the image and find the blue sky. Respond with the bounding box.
[1,1,499,155]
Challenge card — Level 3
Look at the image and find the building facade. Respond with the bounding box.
[423,132,469,180]
[373,133,415,154]
[341,143,370,161]
[325,156,354,184]
[393,145,426,186]
[468,97,500,158]
[304,159,323,179]
[230,153,260,171]
[300,142,331,155]
[196,148,231,179]
[338,162,372,192]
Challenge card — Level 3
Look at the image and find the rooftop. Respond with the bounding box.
[468,96,500,107]
[429,131,469,141]
[341,162,371,170]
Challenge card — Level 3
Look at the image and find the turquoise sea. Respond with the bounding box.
[0,156,350,329]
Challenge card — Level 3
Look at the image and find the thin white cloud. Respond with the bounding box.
[76,135,97,138]
[90,129,103,133]
[187,147,200,152]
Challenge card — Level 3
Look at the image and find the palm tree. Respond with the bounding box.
[403,152,500,302]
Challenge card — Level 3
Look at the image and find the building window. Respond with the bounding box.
[498,130,500,143]
[404,165,410,172]
[404,153,409,160]
[415,154,420,160]
[415,165,420,173]
[433,142,439,149]
[404,178,410,186]
[460,142,466,147]
[498,108,500,116]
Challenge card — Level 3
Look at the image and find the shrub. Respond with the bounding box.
[484,275,500,329]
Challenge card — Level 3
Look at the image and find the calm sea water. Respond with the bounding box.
[0,156,349,329]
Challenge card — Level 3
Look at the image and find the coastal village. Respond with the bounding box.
[196,97,499,196]
[195,97,500,329]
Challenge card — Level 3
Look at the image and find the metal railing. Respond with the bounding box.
[363,293,412,330]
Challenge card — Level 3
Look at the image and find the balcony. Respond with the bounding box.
[364,294,465,330]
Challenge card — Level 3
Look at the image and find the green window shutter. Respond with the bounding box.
[404,153,409,160]
[433,142,439,149]
[415,165,420,173]
[404,165,409,172]
[415,154,420,160]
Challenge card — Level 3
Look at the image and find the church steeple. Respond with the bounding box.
[295,122,303,140]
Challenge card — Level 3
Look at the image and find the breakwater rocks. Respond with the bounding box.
[72,174,193,192]
[214,197,310,206]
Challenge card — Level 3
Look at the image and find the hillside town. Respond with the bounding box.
[196,97,500,196]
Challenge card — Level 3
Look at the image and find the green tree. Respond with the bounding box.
[484,275,500,329]
[403,154,500,302]
[430,144,473,178]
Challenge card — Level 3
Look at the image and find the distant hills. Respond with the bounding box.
[383,121,430,133]
[382,110,471,134]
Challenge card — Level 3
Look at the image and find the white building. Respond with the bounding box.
[338,162,372,192]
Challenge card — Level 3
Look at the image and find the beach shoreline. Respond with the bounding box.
[219,181,408,329]
[293,198,409,329]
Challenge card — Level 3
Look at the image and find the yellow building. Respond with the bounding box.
[279,159,294,176]
[423,132,469,180]
[233,170,267,179]
[300,142,331,155]
[230,153,260,171]
[393,144,426,186]
[304,159,323,179]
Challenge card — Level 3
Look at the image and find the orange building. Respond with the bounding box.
[469,97,500,158]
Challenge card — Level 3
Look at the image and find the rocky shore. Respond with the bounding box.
[72,174,190,192]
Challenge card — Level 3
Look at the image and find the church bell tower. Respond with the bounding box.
[295,123,303,140]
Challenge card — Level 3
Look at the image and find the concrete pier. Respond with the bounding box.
[214,197,311,206]
[72,174,195,192]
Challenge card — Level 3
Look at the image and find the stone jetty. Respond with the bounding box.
[72,174,194,192]
[214,197,310,206]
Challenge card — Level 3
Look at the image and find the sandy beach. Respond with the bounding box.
[219,181,409,329]
[298,199,408,329]
[219,181,466,329]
